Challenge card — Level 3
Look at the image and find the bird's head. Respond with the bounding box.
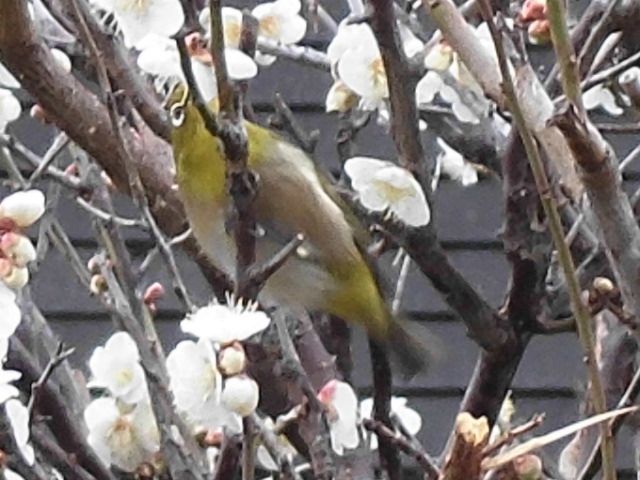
[164,83,221,144]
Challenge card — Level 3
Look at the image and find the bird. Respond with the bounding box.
[166,83,428,375]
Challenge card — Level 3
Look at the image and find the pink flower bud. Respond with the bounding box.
[317,379,337,405]
[520,0,547,22]
[143,282,165,305]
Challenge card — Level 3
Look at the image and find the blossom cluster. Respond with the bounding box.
[91,0,306,104]
[84,294,268,472]
[83,291,424,473]
[0,190,46,480]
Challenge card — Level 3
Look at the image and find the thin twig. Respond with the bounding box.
[482,413,545,457]
[0,134,85,191]
[27,132,70,186]
[582,50,640,92]
[242,416,256,480]
[477,3,614,479]
[75,197,147,229]
[251,414,299,480]
[547,0,585,115]
[273,313,335,479]
[271,94,319,153]
[362,418,440,479]
[578,366,640,479]
[256,38,331,71]
[244,234,305,297]
[26,342,75,423]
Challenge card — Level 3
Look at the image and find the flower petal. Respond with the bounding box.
[0,282,20,338]
[0,63,20,89]
[225,49,258,80]
[344,157,389,190]
[416,71,443,105]
[0,89,21,132]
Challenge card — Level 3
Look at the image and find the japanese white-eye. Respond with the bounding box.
[167,84,428,375]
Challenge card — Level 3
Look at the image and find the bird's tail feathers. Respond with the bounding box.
[386,318,444,379]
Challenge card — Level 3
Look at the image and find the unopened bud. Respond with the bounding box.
[87,255,101,274]
[30,104,52,124]
[2,234,36,268]
[593,276,615,295]
[0,190,45,227]
[221,375,259,417]
[513,453,543,479]
[219,342,246,376]
[528,19,550,45]
[143,282,165,305]
[2,266,29,289]
[89,274,108,295]
[64,163,79,177]
[100,171,115,191]
[0,259,12,277]
[519,0,547,22]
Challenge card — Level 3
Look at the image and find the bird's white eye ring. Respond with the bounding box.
[170,104,185,127]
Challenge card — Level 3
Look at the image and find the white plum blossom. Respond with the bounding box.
[0,283,21,338]
[416,70,481,125]
[0,63,19,89]
[6,399,34,465]
[137,34,257,102]
[344,157,431,227]
[0,338,21,403]
[200,7,242,49]
[252,0,307,65]
[331,24,388,110]
[84,397,159,472]
[181,295,271,344]
[317,380,359,455]
[583,84,623,116]
[166,339,241,431]
[359,396,422,449]
[0,89,21,133]
[89,0,184,48]
[436,138,478,186]
[0,367,21,404]
[398,23,423,58]
[418,23,507,124]
[89,332,147,404]
[4,469,25,480]
[221,375,260,417]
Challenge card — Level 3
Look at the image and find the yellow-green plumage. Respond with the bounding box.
[168,85,426,374]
